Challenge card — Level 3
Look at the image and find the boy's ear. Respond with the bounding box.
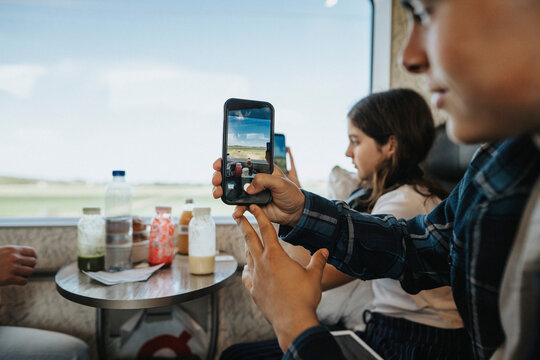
[383,135,397,159]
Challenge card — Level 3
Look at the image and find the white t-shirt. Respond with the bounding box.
[317,184,464,330]
[369,185,463,329]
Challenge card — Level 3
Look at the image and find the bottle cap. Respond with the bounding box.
[155,205,172,213]
[193,207,211,216]
[112,170,126,176]
[185,198,193,204]
[83,207,101,215]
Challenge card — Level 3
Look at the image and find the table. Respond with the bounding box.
[55,254,237,360]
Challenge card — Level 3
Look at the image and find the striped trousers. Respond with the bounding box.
[220,311,474,360]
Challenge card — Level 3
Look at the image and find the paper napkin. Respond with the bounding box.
[83,263,165,285]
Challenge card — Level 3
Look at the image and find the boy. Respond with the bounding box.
[212,0,540,358]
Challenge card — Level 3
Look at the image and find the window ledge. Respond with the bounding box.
[0,216,243,228]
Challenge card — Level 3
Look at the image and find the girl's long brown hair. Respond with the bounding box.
[348,88,448,213]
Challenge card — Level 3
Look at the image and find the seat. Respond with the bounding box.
[424,123,479,193]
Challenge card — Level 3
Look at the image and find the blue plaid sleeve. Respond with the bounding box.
[282,326,346,360]
[279,188,457,293]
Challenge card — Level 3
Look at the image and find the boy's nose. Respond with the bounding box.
[400,25,429,74]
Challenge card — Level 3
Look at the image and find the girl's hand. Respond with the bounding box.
[285,147,301,188]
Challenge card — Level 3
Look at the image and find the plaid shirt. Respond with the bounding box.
[279,135,540,360]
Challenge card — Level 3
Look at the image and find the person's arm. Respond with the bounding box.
[0,245,37,286]
[213,157,455,292]
[283,149,355,291]
[282,326,346,360]
[279,187,456,294]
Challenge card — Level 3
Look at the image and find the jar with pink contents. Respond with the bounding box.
[148,205,175,267]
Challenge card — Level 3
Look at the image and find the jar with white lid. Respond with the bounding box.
[188,207,215,275]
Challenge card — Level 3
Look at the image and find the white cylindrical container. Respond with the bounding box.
[188,207,216,275]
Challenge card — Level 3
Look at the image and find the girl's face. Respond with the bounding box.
[345,120,394,182]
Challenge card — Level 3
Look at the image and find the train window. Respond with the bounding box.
[0,0,373,217]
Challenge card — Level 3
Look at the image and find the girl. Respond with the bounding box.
[332,88,471,359]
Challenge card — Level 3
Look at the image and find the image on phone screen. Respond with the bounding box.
[274,133,288,174]
[222,99,274,205]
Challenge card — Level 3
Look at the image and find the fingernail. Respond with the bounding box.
[322,249,329,260]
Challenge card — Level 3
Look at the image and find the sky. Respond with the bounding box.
[228,117,270,148]
[0,0,372,184]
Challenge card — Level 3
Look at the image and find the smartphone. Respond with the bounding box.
[274,133,288,174]
[221,98,274,205]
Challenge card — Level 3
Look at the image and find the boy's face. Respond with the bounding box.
[400,0,540,144]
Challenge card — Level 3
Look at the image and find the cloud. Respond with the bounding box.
[0,64,46,98]
[104,63,251,116]
[325,0,338,8]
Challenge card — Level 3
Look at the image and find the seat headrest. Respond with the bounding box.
[425,123,479,192]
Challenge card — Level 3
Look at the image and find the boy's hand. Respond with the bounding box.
[237,204,328,351]
[212,158,305,227]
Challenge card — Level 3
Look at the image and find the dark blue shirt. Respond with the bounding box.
[279,135,540,360]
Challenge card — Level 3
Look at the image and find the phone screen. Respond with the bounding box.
[274,133,288,174]
[222,98,274,205]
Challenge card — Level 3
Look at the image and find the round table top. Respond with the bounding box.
[55,254,237,309]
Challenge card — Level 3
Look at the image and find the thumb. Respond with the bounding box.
[306,248,329,281]
[246,173,282,194]
[272,164,285,177]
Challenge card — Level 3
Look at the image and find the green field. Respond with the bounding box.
[0,177,326,217]
[227,145,267,161]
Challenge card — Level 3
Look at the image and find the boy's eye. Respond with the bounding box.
[407,0,432,25]
[413,10,431,25]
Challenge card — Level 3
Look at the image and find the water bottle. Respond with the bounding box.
[77,207,105,271]
[104,170,133,272]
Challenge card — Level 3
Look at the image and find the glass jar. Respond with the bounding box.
[177,199,194,255]
[148,205,175,266]
[188,207,216,275]
[77,207,105,271]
